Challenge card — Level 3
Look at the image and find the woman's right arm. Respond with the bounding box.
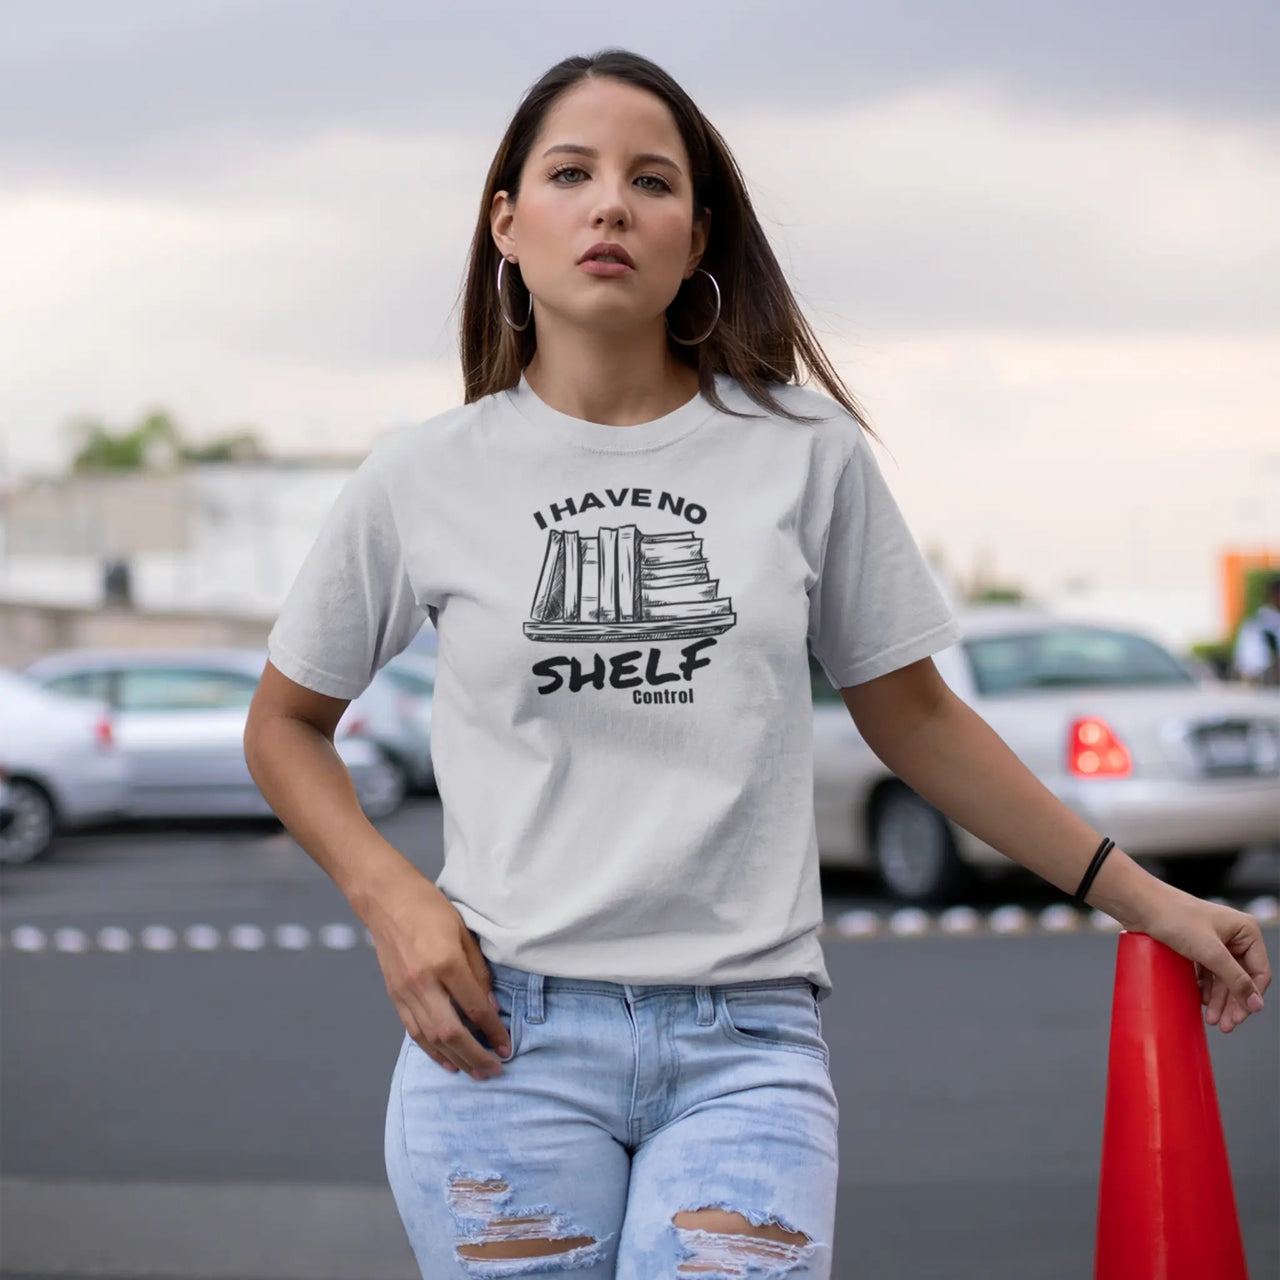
[243,661,512,1080]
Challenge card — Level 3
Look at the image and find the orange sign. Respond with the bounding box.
[1221,548,1280,634]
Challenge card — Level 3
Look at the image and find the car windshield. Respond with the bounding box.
[963,627,1196,695]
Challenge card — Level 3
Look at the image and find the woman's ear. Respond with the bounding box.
[490,189,517,260]
[688,206,711,271]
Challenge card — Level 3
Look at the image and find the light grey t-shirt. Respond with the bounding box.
[266,371,961,999]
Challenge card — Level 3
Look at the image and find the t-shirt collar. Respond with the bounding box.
[503,370,722,453]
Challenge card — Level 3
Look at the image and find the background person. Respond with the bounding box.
[1233,572,1280,687]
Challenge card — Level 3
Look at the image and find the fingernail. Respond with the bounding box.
[489,992,499,1010]
[1247,992,1264,1013]
[497,1044,511,1059]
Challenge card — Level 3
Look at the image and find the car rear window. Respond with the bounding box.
[42,670,114,704]
[963,627,1195,695]
[117,668,259,711]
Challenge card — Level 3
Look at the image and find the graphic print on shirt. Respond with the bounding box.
[524,525,736,642]
[523,491,737,701]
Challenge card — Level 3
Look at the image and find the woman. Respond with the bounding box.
[243,48,1271,1278]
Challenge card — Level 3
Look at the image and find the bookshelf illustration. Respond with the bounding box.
[524,525,737,642]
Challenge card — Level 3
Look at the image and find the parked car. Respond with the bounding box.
[812,607,1280,904]
[23,647,405,823]
[0,668,130,863]
[363,651,436,794]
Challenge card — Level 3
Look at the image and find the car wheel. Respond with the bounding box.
[871,784,972,904]
[359,751,408,821]
[0,779,57,865]
[1159,851,1242,898]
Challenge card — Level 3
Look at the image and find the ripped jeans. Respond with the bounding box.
[384,958,840,1278]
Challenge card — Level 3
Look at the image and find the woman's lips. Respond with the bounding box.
[579,259,636,277]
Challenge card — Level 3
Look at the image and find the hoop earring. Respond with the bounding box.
[665,267,721,345]
[496,256,531,331]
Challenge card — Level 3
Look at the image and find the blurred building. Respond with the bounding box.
[0,458,362,619]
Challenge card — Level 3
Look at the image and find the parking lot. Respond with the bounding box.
[3,798,1276,1279]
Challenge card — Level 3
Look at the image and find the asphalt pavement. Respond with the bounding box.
[2,800,1276,1279]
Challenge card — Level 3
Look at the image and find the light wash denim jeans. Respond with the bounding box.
[384,957,840,1278]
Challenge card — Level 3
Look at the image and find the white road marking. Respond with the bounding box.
[1038,904,1081,932]
[273,924,311,950]
[834,909,880,937]
[1,898,1274,955]
[989,906,1030,934]
[938,906,980,933]
[888,908,931,936]
[320,923,359,950]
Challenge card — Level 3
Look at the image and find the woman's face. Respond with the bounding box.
[491,77,709,336]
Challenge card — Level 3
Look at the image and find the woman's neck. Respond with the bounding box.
[522,349,700,427]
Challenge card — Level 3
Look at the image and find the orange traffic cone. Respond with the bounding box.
[1094,930,1250,1278]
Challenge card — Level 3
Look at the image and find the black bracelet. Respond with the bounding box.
[1073,836,1115,906]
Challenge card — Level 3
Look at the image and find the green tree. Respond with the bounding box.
[65,409,266,471]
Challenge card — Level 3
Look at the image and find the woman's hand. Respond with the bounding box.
[360,866,513,1079]
[1130,882,1272,1033]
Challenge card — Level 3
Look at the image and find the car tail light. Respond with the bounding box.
[94,716,115,750]
[1068,717,1132,777]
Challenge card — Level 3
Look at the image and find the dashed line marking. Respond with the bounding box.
[274,924,311,950]
[2,899,1273,953]
[820,897,1278,941]
[228,924,267,951]
[140,924,177,951]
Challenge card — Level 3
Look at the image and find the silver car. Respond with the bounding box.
[0,668,130,863]
[23,647,405,824]
[359,651,436,794]
[813,607,1280,904]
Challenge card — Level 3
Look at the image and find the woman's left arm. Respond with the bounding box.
[841,656,1273,1034]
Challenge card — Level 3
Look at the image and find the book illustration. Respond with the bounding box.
[524,525,737,642]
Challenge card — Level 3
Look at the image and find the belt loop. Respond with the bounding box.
[526,971,545,1023]
[695,984,715,1026]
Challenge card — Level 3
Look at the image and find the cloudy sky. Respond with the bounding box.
[3,0,1277,607]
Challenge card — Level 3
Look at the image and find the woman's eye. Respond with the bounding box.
[549,166,671,193]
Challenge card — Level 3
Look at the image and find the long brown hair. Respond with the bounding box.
[458,48,879,441]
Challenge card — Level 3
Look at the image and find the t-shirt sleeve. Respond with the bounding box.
[807,434,962,689]
[266,451,430,700]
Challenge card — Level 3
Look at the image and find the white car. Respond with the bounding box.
[812,607,1280,903]
[22,647,405,827]
[0,668,130,863]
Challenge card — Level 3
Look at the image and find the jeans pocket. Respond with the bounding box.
[717,982,830,1064]
[464,978,523,1060]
